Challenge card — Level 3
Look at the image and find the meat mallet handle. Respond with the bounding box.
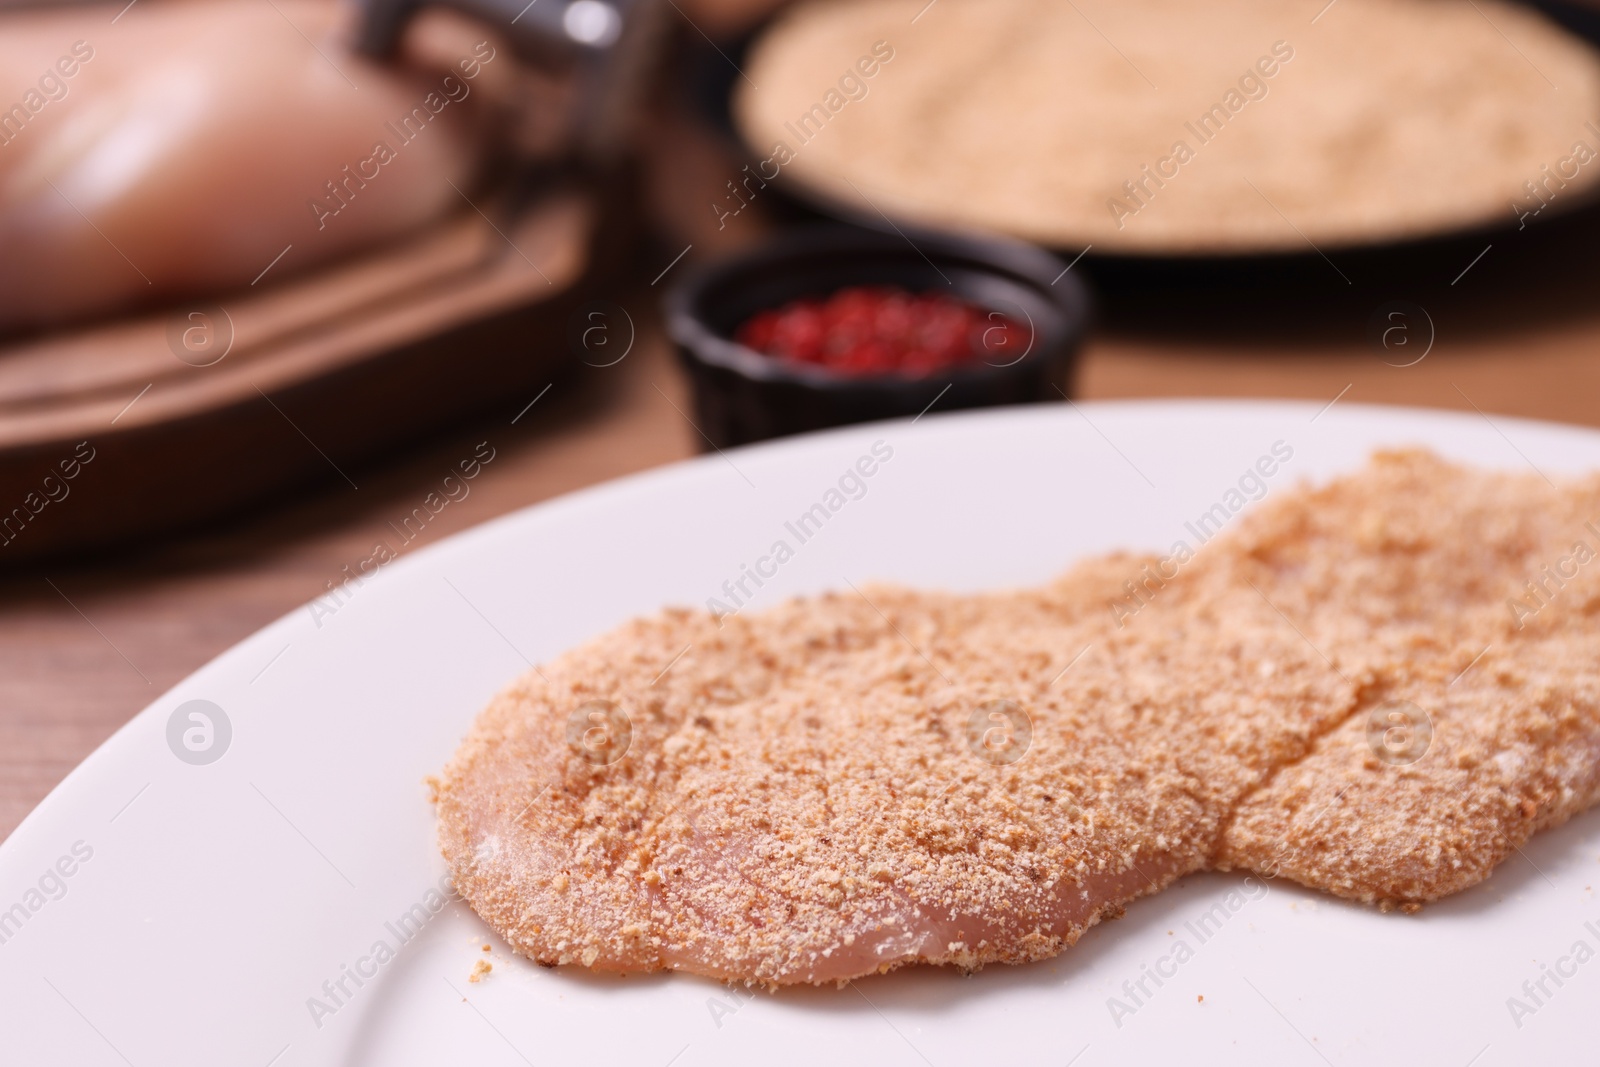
[353,0,623,64]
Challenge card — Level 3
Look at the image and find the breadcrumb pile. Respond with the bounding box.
[737,0,1600,252]
[436,451,1600,985]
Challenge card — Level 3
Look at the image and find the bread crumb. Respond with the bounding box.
[438,450,1600,983]
[737,0,1600,253]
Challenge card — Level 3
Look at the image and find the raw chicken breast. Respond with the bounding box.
[437,566,1357,985]
[0,0,494,331]
[438,452,1600,986]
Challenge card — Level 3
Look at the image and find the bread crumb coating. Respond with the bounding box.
[438,451,1600,983]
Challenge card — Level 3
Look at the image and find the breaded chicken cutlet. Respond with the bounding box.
[436,452,1600,984]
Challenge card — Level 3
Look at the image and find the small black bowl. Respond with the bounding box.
[663,228,1091,448]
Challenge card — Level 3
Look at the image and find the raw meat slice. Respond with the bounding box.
[438,451,1600,983]
[0,0,495,330]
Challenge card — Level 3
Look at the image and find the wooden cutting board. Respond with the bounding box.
[0,183,624,564]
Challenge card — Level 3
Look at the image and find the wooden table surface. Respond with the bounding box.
[6,93,1600,844]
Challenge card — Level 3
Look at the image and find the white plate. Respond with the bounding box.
[4,399,1598,1067]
